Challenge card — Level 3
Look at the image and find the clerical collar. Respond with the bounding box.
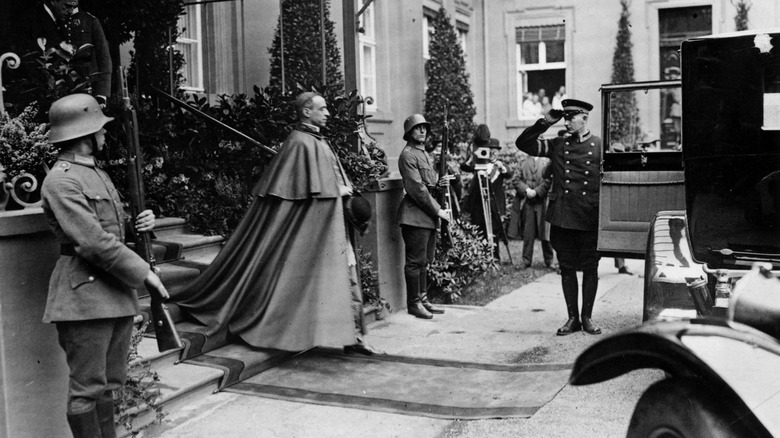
[301,122,320,133]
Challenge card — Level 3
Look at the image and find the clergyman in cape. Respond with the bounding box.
[172,92,381,355]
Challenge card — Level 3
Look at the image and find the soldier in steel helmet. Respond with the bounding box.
[41,93,167,437]
[515,99,604,336]
[397,114,451,319]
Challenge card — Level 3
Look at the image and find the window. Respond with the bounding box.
[516,25,565,120]
[423,13,434,60]
[659,6,712,77]
[457,23,468,60]
[657,6,711,143]
[358,1,377,111]
[176,5,203,92]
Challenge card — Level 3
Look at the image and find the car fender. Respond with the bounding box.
[643,210,706,321]
[571,318,780,436]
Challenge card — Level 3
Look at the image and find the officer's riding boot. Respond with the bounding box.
[96,391,117,438]
[67,408,102,438]
[557,269,581,336]
[581,269,602,335]
[406,271,433,319]
[419,267,444,314]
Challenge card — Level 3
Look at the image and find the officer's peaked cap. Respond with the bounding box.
[561,99,593,113]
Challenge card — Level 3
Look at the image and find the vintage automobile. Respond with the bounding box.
[573,29,780,437]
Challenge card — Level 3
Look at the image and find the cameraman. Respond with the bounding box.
[461,124,513,260]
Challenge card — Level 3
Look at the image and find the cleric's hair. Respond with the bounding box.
[295,92,321,118]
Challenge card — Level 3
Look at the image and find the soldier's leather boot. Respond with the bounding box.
[406,270,433,319]
[407,302,433,319]
[67,409,101,438]
[557,269,581,336]
[581,269,602,335]
[422,300,445,314]
[96,391,117,438]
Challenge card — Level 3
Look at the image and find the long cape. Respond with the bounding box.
[171,126,355,351]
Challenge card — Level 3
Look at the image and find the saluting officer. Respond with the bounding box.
[41,93,168,438]
[515,99,603,336]
[397,114,450,319]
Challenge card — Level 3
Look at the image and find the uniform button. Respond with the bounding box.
[565,150,570,154]
[88,276,95,282]
[582,191,587,195]
[584,181,589,185]
[586,161,591,165]
[565,169,570,173]
[588,152,593,155]
[566,160,570,164]
[585,171,590,175]
[565,142,570,146]
[565,189,569,193]
[566,179,570,184]
[591,143,595,146]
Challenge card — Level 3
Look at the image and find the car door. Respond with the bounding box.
[598,80,685,257]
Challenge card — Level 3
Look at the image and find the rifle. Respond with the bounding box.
[119,67,183,352]
[436,109,453,251]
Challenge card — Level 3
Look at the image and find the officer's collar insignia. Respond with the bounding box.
[575,131,592,143]
[57,152,96,168]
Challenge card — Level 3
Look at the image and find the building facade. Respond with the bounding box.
[173,0,780,170]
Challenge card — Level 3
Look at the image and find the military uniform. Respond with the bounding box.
[397,142,442,317]
[41,152,147,424]
[515,119,602,232]
[397,144,441,230]
[515,105,603,335]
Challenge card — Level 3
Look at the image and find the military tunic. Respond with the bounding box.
[41,153,146,323]
[397,144,441,229]
[515,119,602,231]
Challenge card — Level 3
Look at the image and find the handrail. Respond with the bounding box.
[150,87,277,156]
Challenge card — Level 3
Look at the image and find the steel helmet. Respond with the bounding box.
[403,114,430,141]
[48,94,114,144]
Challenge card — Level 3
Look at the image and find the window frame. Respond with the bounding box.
[176,4,204,93]
[515,25,566,121]
[358,1,377,111]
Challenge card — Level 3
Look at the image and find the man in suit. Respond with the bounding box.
[516,152,554,268]
[41,93,167,438]
[515,99,603,336]
[27,0,112,104]
[397,114,450,319]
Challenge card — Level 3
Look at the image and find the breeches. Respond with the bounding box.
[401,225,437,304]
[56,316,134,414]
[549,225,600,271]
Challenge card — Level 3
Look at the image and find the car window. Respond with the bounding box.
[605,86,682,154]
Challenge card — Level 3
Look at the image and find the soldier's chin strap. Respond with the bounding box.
[89,134,107,162]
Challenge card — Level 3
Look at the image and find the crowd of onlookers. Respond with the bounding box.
[520,85,567,119]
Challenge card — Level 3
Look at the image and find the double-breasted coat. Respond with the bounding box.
[515,119,602,231]
[41,153,146,323]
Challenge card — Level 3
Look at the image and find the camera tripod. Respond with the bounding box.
[475,167,514,264]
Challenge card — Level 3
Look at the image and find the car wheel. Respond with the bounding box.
[626,378,742,438]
